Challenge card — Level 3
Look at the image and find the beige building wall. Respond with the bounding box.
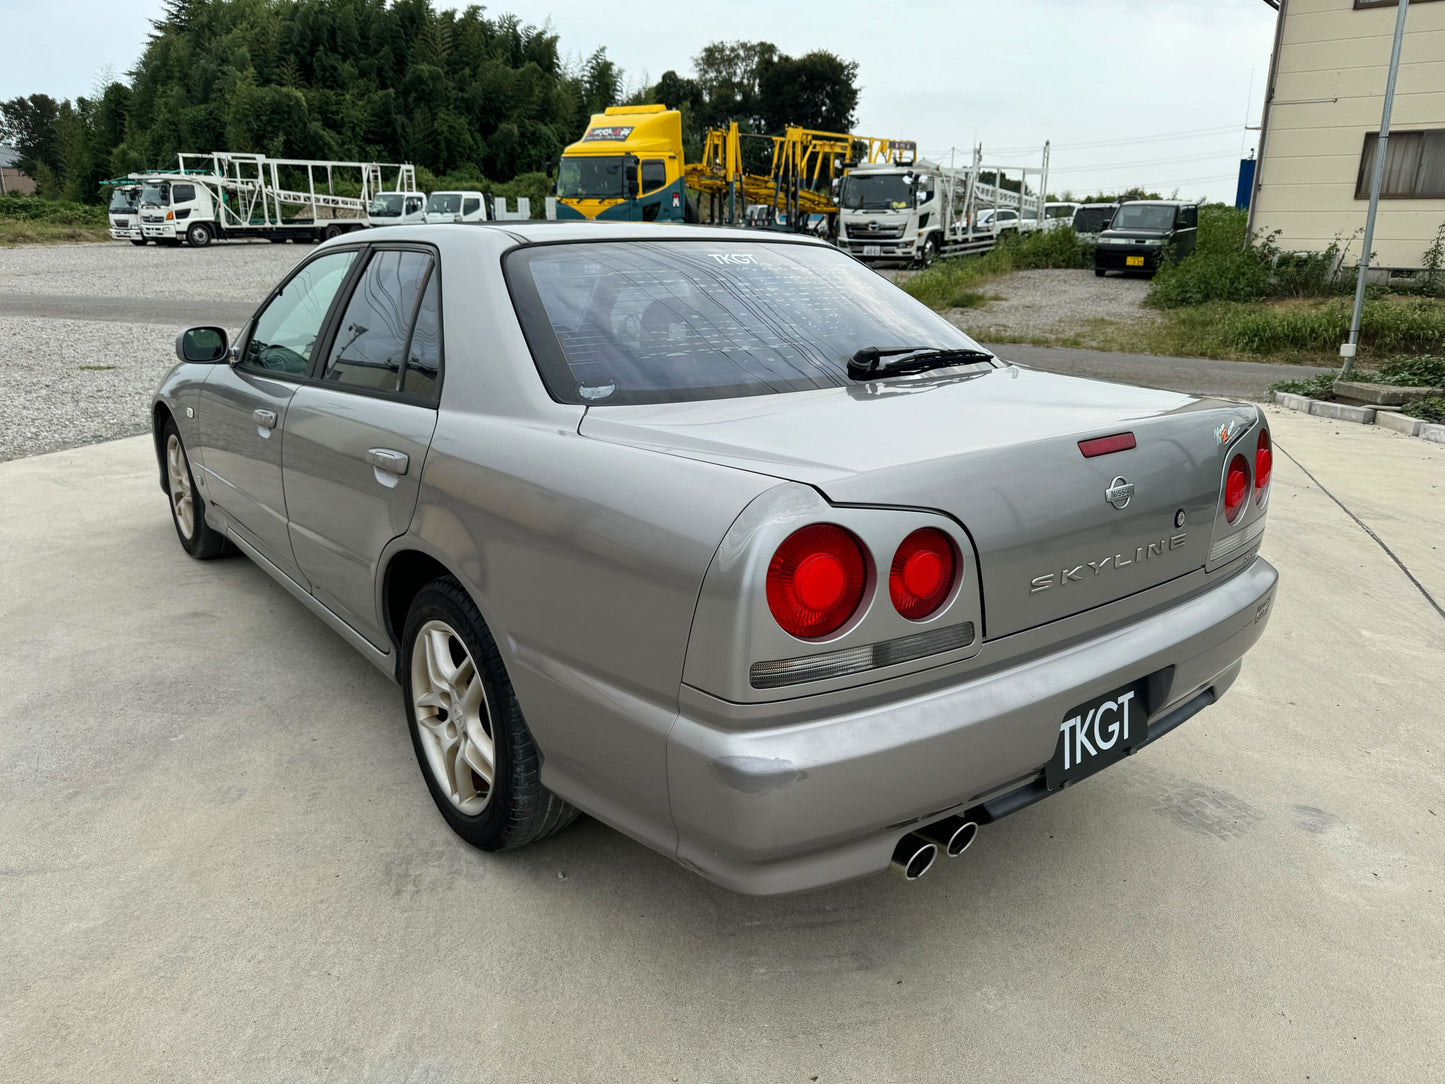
[1250,0,1445,269]
[0,167,37,196]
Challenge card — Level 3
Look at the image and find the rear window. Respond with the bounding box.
[505,240,988,405]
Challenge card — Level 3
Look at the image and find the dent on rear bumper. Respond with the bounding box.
[666,556,1278,894]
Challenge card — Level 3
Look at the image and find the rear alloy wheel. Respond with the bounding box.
[402,578,578,851]
[162,419,233,559]
[185,222,212,247]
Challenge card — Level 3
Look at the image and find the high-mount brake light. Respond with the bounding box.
[1255,429,1272,504]
[889,529,957,620]
[765,525,868,639]
[1224,454,1249,524]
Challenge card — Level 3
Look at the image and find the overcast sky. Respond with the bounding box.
[2,0,1279,203]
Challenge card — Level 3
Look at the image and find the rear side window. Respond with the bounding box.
[323,249,433,392]
[506,241,987,406]
[1178,205,1198,229]
[402,271,442,396]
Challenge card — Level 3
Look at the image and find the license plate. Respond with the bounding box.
[1045,679,1148,790]
[1126,255,1145,267]
[863,244,881,256]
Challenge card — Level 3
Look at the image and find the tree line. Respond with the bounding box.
[0,0,862,205]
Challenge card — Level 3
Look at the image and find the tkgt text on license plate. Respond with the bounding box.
[1045,679,1149,790]
[1126,255,1145,267]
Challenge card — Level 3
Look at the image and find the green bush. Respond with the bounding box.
[1269,370,1338,399]
[0,195,107,227]
[1368,354,1445,387]
[1402,396,1445,423]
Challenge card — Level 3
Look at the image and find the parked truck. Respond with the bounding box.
[555,105,693,222]
[835,145,1050,266]
[133,153,419,246]
[106,182,145,244]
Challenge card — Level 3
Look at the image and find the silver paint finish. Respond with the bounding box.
[151,222,1279,894]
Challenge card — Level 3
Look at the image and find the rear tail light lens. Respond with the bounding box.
[889,528,957,620]
[1224,454,1249,524]
[1255,429,1272,504]
[766,525,868,639]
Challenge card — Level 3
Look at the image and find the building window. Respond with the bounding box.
[1355,130,1445,199]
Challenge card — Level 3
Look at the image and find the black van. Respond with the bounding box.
[1094,201,1198,276]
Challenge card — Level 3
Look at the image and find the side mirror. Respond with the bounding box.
[177,326,229,364]
[624,159,640,199]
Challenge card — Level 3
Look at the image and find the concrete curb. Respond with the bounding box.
[1309,400,1376,424]
[1273,391,1314,413]
[1421,423,1445,445]
[1375,411,1424,437]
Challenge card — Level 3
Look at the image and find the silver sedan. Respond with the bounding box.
[153,223,1277,894]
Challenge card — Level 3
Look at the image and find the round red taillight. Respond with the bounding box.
[766,524,868,639]
[890,528,957,620]
[1255,430,1272,504]
[1225,454,1250,524]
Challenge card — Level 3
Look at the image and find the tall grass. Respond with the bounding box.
[0,196,110,245]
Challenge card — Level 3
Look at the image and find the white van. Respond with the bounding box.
[424,190,489,224]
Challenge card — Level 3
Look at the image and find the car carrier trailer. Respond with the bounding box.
[134,153,419,247]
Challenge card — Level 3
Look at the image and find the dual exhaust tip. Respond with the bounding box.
[888,815,980,881]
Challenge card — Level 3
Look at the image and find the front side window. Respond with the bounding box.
[172,184,196,203]
[640,159,667,193]
[405,197,425,215]
[244,250,358,376]
[427,193,462,215]
[507,241,988,406]
[1356,130,1445,199]
[462,197,481,216]
[1177,205,1198,229]
[323,250,433,391]
[557,156,626,200]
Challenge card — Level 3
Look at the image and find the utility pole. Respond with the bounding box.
[1341,0,1411,378]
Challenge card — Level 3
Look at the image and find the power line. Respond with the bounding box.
[1049,149,1253,173]
[987,124,1244,157]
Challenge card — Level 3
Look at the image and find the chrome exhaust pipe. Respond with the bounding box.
[889,832,938,881]
[917,816,979,858]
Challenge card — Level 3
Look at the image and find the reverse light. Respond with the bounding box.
[766,525,868,639]
[1255,430,1272,504]
[889,529,957,620]
[1224,454,1250,524]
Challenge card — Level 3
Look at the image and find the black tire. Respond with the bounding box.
[322,224,343,241]
[1094,268,1106,277]
[917,235,940,268]
[161,238,182,248]
[683,196,699,224]
[130,239,148,247]
[269,236,288,244]
[161,418,234,559]
[402,577,579,852]
[185,222,212,248]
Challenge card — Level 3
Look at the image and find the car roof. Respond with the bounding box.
[362,221,837,247]
[1118,200,1193,207]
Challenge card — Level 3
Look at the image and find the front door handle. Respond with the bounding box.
[253,409,277,429]
[366,448,410,476]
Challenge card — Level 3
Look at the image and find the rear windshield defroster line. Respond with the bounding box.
[503,240,993,406]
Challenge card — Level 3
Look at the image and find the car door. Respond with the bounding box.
[281,246,442,647]
[198,247,361,582]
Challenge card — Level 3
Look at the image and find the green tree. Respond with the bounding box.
[756,50,858,133]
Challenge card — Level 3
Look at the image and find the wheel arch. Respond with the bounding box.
[152,401,175,493]
[382,546,470,681]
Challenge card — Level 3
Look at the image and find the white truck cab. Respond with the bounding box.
[138,176,215,246]
[837,161,948,266]
[368,191,427,226]
[107,184,145,244]
[423,190,488,223]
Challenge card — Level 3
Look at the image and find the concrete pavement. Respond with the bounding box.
[1,409,1442,1081]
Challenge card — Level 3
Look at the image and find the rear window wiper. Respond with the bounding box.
[847,345,995,380]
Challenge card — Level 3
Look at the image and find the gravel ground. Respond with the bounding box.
[944,268,1159,339]
[0,316,177,461]
[0,240,302,300]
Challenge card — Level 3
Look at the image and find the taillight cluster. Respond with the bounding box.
[765,524,958,639]
[1255,429,1272,505]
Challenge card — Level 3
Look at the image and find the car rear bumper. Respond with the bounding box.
[666,555,1277,894]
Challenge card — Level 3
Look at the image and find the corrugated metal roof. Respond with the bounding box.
[0,145,22,169]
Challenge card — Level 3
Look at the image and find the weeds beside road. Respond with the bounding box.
[904,208,1445,366]
[0,196,110,245]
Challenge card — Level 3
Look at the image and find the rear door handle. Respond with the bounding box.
[366,448,410,476]
[252,409,277,430]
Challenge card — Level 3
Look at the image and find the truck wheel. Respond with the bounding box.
[1094,268,1106,277]
[917,235,940,268]
[322,224,343,241]
[185,222,212,248]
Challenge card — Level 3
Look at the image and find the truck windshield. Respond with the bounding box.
[840,174,913,211]
[557,156,626,200]
[369,193,405,217]
[140,183,170,208]
[427,193,463,214]
[1112,204,1176,230]
[109,189,139,213]
[505,240,989,406]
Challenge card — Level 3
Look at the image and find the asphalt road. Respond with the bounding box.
[2,408,1442,1081]
[0,291,258,327]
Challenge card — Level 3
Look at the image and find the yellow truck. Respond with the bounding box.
[555,105,695,222]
